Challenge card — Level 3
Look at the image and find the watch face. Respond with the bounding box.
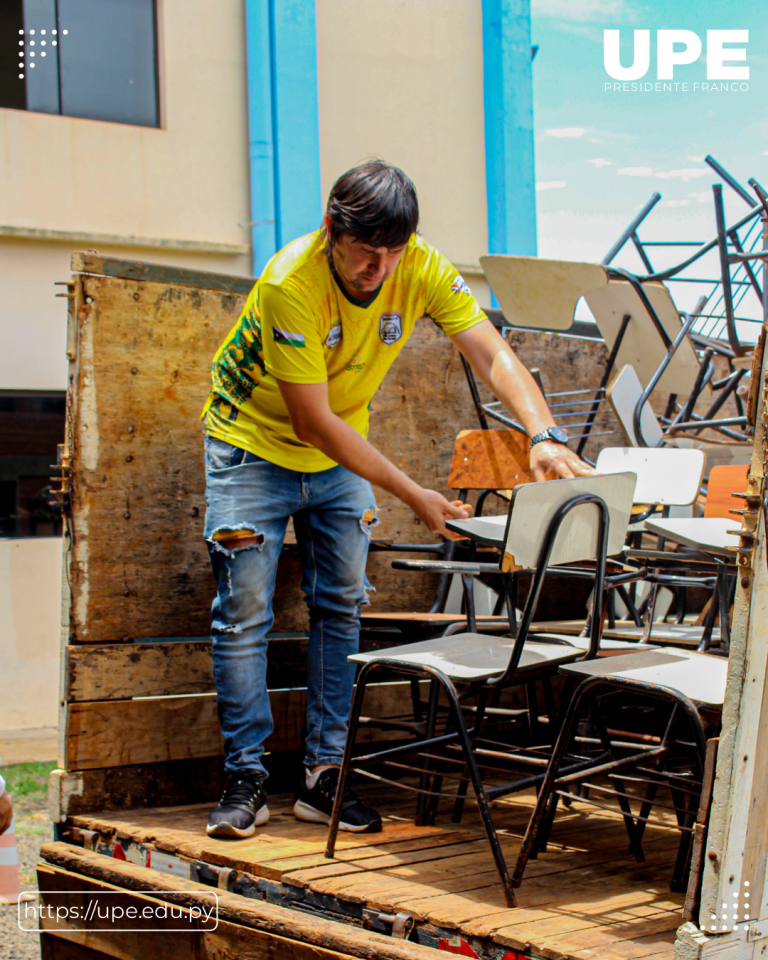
[549,427,569,444]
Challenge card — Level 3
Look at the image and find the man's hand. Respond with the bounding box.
[530,441,596,481]
[408,491,472,539]
[0,791,12,835]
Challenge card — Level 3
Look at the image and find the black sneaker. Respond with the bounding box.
[207,772,269,838]
[293,768,382,833]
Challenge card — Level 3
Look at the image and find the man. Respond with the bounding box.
[202,160,592,839]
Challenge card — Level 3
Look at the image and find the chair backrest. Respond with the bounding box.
[501,473,637,572]
[595,447,706,507]
[704,463,750,518]
[585,280,704,396]
[448,429,544,491]
[606,364,665,447]
[479,255,608,331]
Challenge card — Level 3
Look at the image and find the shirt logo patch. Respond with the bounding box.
[325,324,342,348]
[451,274,471,295]
[379,313,403,345]
[273,328,305,348]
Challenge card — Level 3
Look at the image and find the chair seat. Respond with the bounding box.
[559,647,727,707]
[537,633,653,656]
[602,623,720,647]
[349,633,582,681]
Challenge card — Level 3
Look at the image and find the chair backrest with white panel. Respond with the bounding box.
[585,279,705,396]
[499,472,637,573]
[607,364,665,447]
[479,255,608,330]
[595,447,706,507]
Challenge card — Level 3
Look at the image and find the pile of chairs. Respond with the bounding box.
[320,161,762,913]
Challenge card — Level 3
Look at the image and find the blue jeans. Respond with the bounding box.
[203,436,377,779]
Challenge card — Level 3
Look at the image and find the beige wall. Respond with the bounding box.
[315,0,490,297]
[0,0,253,391]
[0,538,61,730]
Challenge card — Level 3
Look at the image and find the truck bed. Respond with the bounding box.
[53,783,684,960]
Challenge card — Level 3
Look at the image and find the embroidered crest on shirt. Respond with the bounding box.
[325,324,342,348]
[378,313,403,345]
[451,274,471,295]
[273,328,305,347]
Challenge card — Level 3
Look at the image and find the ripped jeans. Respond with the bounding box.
[203,436,377,779]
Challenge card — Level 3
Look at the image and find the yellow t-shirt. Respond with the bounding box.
[203,229,486,472]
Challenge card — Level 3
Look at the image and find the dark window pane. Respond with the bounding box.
[58,0,158,127]
[23,0,61,115]
[0,1,26,111]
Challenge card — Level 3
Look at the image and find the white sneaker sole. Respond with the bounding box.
[292,799,377,832]
[206,804,270,838]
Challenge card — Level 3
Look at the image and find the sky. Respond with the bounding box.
[529,0,768,323]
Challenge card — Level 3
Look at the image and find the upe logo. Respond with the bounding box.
[604,30,749,81]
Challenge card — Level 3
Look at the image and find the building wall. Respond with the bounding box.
[315,0,491,306]
[0,0,253,392]
[0,538,61,730]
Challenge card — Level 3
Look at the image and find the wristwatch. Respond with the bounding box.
[529,426,569,450]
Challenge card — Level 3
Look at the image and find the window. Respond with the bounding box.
[0,0,159,127]
[0,391,66,538]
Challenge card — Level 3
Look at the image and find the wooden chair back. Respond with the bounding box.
[479,255,608,331]
[606,364,665,447]
[704,464,750,518]
[501,473,637,572]
[595,447,706,506]
[585,280,704,396]
[448,429,541,491]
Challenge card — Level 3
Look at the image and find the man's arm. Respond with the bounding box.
[275,380,470,538]
[0,775,11,834]
[451,320,595,480]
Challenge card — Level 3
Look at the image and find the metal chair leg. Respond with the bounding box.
[451,689,489,824]
[442,682,516,907]
[325,661,378,859]
[415,680,440,825]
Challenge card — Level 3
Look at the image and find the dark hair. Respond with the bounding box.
[325,160,419,249]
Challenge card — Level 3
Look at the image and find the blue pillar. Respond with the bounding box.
[245,0,323,276]
[482,0,537,261]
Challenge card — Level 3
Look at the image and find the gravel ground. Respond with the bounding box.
[1,781,53,960]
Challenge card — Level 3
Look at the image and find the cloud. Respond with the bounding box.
[589,138,603,143]
[660,199,691,208]
[587,158,612,169]
[531,0,630,22]
[617,166,657,177]
[655,168,710,182]
[617,166,711,182]
[536,181,568,191]
[764,150,768,156]
[545,127,587,139]
[689,190,713,203]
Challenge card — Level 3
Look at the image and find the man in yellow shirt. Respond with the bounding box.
[203,161,592,838]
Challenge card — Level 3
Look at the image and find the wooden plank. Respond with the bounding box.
[64,682,420,770]
[37,848,443,960]
[65,634,407,702]
[49,759,228,821]
[41,933,116,960]
[71,252,256,294]
[703,464,749,518]
[447,429,537,491]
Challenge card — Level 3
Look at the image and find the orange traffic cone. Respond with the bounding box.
[0,818,35,905]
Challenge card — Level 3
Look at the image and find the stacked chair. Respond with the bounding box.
[326,472,645,906]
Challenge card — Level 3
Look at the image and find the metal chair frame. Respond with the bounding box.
[512,672,716,895]
[325,492,644,907]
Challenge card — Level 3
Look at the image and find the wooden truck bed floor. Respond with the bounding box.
[60,783,685,960]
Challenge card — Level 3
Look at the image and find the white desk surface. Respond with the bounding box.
[644,517,739,556]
